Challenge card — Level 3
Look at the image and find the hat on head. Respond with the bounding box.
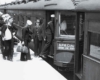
[27,20,32,25]
[2,14,11,22]
[36,19,40,23]
[0,12,3,16]
[50,14,55,18]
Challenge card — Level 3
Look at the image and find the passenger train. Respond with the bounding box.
[74,0,100,80]
[0,0,76,71]
[1,0,100,80]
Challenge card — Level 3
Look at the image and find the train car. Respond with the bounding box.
[0,0,76,71]
[74,0,100,80]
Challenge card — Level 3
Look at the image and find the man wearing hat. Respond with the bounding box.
[40,14,55,58]
[32,18,44,57]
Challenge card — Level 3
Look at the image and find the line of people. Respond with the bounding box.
[0,11,54,61]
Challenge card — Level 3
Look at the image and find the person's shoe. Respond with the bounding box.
[3,56,6,60]
[28,58,32,60]
[7,57,10,60]
[39,54,43,57]
[41,55,47,59]
[9,59,13,62]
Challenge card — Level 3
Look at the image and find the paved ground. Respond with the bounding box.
[0,45,67,80]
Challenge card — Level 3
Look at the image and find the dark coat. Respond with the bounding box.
[40,21,54,56]
[32,25,43,41]
[45,21,54,35]
[21,27,32,60]
[22,27,32,46]
[0,16,5,27]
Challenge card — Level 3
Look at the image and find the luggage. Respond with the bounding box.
[17,44,28,53]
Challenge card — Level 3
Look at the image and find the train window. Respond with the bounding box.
[59,14,75,37]
[89,32,100,59]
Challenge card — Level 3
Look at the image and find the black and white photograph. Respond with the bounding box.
[0,0,99,80]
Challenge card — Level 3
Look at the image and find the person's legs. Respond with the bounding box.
[34,36,38,56]
[1,40,4,55]
[7,40,13,61]
[40,35,52,58]
[26,47,31,60]
[10,39,14,61]
[4,40,10,60]
[2,41,7,60]
[38,40,42,56]
[20,53,27,61]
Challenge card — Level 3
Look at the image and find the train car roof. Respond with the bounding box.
[0,0,75,10]
[44,0,75,10]
[75,0,100,12]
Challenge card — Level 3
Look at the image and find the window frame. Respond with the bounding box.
[87,20,100,60]
[58,12,75,39]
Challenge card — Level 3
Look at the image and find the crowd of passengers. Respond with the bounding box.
[0,11,54,61]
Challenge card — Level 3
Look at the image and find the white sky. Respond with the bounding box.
[0,0,15,4]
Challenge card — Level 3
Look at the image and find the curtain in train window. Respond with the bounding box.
[59,14,75,36]
[89,32,100,59]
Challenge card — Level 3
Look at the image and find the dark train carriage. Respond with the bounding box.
[44,0,76,70]
[0,6,6,13]
[0,0,76,70]
[75,0,100,80]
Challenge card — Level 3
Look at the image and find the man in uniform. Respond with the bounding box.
[40,14,55,58]
[32,19,44,57]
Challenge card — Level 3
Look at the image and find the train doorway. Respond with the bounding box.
[74,12,84,80]
[45,11,55,57]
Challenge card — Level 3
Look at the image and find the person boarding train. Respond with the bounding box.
[20,20,33,61]
[40,14,55,58]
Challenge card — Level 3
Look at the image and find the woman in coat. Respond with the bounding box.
[20,20,33,61]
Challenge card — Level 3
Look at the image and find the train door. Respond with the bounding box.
[75,12,100,80]
[74,12,84,80]
[54,11,76,71]
[46,10,55,58]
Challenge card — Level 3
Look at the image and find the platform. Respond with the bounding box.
[0,45,67,80]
